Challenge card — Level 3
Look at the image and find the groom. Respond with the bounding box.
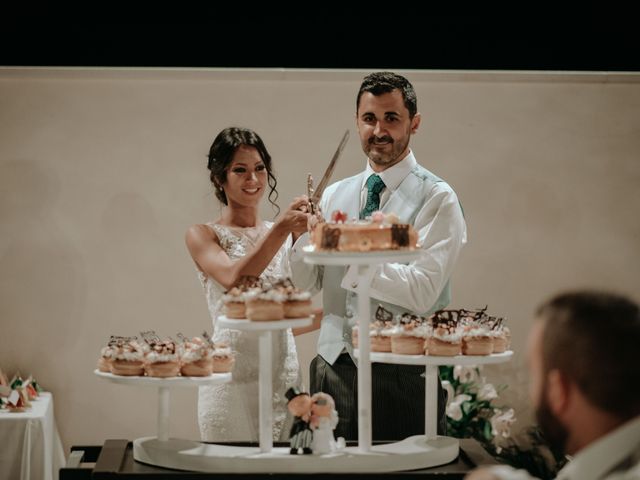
[290,72,467,440]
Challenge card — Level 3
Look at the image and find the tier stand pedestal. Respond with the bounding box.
[258,329,273,452]
[157,386,170,442]
[94,248,512,473]
[353,263,455,449]
[356,263,373,451]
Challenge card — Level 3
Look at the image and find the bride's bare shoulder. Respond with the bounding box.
[185,223,220,248]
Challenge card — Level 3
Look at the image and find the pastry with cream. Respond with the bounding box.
[390,314,431,355]
[427,310,462,356]
[245,286,286,321]
[273,278,313,319]
[110,337,147,376]
[178,334,213,376]
[211,342,235,373]
[222,276,263,319]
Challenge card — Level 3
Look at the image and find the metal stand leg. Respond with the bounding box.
[259,330,273,453]
[424,365,438,440]
[356,265,372,452]
[158,386,170,442]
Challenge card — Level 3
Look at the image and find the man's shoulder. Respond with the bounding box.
[406,164,457,195]
[410,163,444,184]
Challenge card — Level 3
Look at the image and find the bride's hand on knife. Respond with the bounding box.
[276,197,308,236]
[283,195,314,243]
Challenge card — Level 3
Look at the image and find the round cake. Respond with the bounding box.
[310,210,418,252]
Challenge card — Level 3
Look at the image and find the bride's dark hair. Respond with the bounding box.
[207,127,279,215]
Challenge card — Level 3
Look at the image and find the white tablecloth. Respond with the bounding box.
[0,392,66,480]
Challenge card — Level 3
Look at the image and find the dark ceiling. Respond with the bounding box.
[3,10,638,71]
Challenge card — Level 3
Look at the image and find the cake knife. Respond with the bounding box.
[308,129,350,214]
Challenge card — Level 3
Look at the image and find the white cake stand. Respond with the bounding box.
[215,316,312,453]
[94,370,231,442]
[303,247,513,470]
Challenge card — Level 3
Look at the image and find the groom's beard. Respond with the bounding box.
[535,393,569,454]
[364,131,410,167]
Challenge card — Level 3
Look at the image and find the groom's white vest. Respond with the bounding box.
[291,163,460,365]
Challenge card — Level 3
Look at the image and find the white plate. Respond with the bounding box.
[217,316,312,331]
[302,246,420,266]
[94,370,232,386]
[354,349,513,366]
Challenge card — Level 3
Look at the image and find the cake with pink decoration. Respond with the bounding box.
[310,210,418,252]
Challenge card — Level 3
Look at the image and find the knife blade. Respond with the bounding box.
[309,129,350,211]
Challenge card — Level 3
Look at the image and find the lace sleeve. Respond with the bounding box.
[207,223,244,260]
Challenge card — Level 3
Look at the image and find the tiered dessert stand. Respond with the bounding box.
[301,247,513,471]
[94,248,511,473]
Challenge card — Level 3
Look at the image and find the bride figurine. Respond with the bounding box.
[310,392,339,454]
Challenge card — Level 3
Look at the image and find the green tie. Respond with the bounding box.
[360,174,385,219]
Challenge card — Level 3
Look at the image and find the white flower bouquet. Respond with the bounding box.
[440,365,515,452]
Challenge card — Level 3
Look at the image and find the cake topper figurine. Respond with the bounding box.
[307,173,316,214]
[309,392,339,454]
[286,387,313,455]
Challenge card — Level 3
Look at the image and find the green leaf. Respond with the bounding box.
[483,420,493,441]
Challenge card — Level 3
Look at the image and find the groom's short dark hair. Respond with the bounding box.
[356,72,417,119]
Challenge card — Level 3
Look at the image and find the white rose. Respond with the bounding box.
[453,365,478,384]
[446,394,472,421]
[446,401,463,421]
[441,380,455,406]
[477,383,498,401]
[490,408,516,438]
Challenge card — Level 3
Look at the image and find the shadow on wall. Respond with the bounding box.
[0,158,87,384]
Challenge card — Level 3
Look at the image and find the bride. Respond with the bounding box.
[186,127,312,442]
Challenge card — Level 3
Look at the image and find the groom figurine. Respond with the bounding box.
[290,71,467,440]
[286,387,313,454]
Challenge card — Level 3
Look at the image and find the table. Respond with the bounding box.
[59,438,499,479]
[0,392,66,480]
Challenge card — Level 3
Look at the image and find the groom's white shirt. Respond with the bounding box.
[289,151,467,365]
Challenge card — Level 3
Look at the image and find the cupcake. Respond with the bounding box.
[427,310,462,356]
[144,337,181,378]
[352,305,395,352]
[212,342,235,373]
[110,337,146,376]
[461,323,494,356]
[273,278,312,319]
[390,314,431,355]
[490,319,511,353]
[222,276,262,319]
[97,336,120,372]
[352,320,394,352]
[245,286,286,321]
[222,287,248,319]
[178,334,213,377]
[428,327,462,356]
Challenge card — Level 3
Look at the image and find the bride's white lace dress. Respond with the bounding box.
[196,221,301,442]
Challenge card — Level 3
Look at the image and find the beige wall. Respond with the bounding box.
[1,68,639,454]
